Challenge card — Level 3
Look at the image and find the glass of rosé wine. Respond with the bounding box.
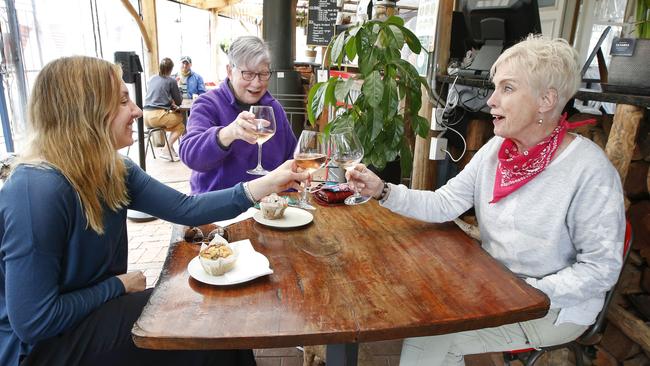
[293,130,328,210]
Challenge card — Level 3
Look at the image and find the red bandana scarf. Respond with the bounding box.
[491,113,595,203]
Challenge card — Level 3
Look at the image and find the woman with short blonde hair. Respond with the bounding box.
[347,35,625,365]
[0,55,306,366]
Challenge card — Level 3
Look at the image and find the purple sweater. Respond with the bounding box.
[179,79,297,193]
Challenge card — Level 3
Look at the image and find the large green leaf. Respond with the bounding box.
[334,78,355,103]
[412,115,430,138]
[324,77,338,107]
[362,70,384,108]
[370,107,384,142]
[330,32,346,66]
[345,34,357,61]
[391,117,404,148]
[400,139,414,176]
[384,15,404,27]
[387,25,405,50]
[400,26,422,54]
[384,78,399,120]
[306,81,326,126]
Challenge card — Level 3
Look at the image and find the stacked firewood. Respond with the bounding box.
[596,116,650,366]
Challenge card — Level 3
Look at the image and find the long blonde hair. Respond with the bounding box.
[19,56,130,234]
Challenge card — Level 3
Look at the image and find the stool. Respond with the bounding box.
[127,127,175,162]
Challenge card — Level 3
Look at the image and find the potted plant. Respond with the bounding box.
[306,16,431,176]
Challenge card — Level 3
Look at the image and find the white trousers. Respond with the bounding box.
[399,309,588,366]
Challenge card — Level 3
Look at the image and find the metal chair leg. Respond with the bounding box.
[525,349,545,366]
[569,342,584,366]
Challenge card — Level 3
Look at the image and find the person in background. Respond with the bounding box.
[179,35,297,194]
[0,55,307,366]
[177,56,206,100]
[143,57,184,160]
[345,35,626,366]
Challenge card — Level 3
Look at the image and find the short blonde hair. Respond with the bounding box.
[491,34,580,108]
[19,56,129,234]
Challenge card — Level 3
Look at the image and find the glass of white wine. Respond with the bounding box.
[246,105,277,175]
[330,129,370,205]
[293,130,328,210]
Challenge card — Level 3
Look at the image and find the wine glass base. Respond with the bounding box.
[246,167,270,176]
[345,195,371,205]
[293,201,317,210]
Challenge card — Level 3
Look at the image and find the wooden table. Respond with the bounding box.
[132,200,549,365]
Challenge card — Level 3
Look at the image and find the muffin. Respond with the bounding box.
[198,242,238,276]
[259,193,288,220]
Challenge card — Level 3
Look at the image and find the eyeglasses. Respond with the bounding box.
[234,66,273,81]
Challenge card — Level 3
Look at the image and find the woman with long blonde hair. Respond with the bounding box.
[0,56,306,366]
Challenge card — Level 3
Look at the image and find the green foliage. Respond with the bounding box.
[306,16,431,175]
[637,0,650,39]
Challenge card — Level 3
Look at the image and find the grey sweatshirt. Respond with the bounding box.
[383,135,625,326]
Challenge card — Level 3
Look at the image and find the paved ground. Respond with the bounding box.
[123,144,505,366]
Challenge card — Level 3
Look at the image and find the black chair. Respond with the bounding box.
[127,126,175,162]
[504,220,633,366]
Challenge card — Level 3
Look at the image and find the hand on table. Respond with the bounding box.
[218,111,262,147]
[345,164,384,199]
[116,271,146,293]
[248,160,309,201]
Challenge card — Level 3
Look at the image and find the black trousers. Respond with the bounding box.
[22,288,256,366]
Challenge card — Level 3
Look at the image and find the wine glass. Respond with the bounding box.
[293,130,328,210]
[246,105,277,175]
[330,129,370,205]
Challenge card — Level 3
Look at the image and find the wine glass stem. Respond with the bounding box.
[301,182,308,203]
[256,143,263,169]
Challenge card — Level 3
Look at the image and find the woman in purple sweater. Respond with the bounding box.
[179,36,297,194]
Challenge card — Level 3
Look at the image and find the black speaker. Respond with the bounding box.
[114,51,143,84]
[603,39,650,96]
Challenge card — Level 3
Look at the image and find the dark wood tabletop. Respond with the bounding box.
[132,199,549,351]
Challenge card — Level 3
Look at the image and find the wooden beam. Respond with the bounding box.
[140,0,159,79]
[174,0,240,11]
[119,0,153,52]
[605,104,644,185]
[210,9,220,82]
[411,0,453,190]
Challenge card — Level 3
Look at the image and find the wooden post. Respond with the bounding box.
[411,0,453,190]
[604,104,644,185]
[122,0,158,78]
[141,0,158,78]
[210,10,220,83]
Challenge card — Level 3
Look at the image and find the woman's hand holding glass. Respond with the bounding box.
[345,164,384,199]
[246,106,277,175]
[247,160,309,202]
[218,111,260,147]
[293,130,328,210]
[330,129,371,205]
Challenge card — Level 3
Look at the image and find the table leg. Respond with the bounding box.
[326,343,359,366]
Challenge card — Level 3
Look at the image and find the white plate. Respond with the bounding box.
[187,240,273,286]
[253,207,314,228]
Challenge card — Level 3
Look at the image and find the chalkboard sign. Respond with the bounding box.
[307,0,337,46]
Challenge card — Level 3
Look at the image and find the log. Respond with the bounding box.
[623,353,650,366]
[605,104,644,185]
[642,266,650,294]
[600,323,641,361]
[629,201,650,258]
[625,162,650,199]
[594,345,619,366]
[607,304,650,353]
[618,261,643,295]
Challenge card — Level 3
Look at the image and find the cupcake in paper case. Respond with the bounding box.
[259,193,288,220]
[198,241,238,276]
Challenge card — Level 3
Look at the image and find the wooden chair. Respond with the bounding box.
[504,220,633,366]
